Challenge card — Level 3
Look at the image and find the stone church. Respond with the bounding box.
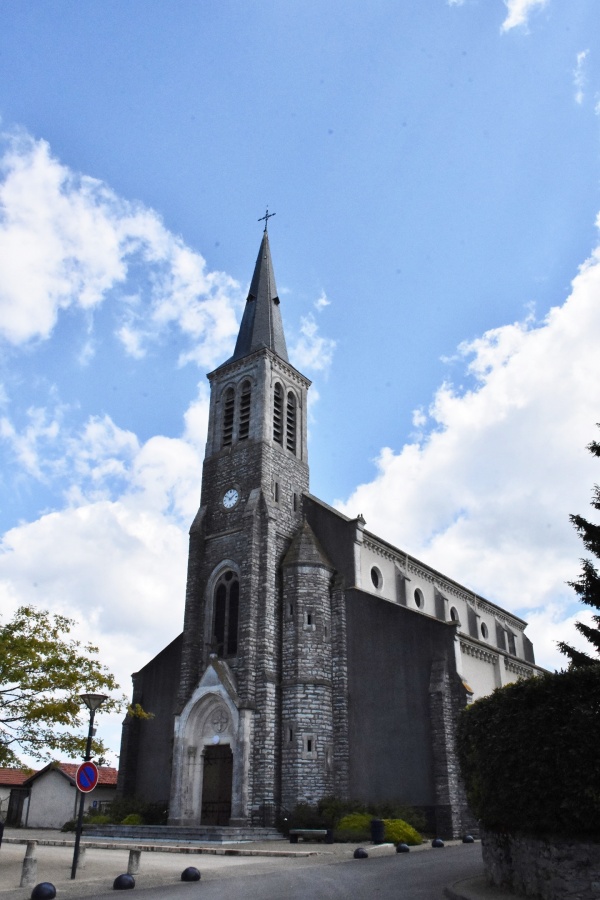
[118,226,542,837]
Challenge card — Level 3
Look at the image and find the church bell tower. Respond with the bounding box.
[169,222,312,825]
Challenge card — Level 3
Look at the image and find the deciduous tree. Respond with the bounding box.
[0,605,122,766]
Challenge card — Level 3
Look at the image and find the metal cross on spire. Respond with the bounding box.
[258,208,276,232]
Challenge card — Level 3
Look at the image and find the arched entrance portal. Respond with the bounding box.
[170,660,252,827]
[201,744,233,824]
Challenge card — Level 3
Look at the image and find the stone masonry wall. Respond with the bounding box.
[482,828,600,900]
[281,559,335,810]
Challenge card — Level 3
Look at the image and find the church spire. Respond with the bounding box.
[227,224,289,364]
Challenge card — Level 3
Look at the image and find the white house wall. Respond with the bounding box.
[25,772,116,829]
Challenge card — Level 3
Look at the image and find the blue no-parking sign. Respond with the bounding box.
[76,761,99,793]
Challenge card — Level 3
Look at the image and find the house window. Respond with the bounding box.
[286,392,297,454]
[450,606,459,623]
[213,570,239,658]
[414,588,424,609]
[238,380,251,440]
[481,622,489,640]
[222,388,235,447]
[273,383,283,444]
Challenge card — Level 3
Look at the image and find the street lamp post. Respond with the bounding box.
[70,693,108,880]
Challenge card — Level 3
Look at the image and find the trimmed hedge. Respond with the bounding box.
[457,666,600,838]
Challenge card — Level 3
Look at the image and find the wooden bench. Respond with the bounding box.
[289,828,333,844]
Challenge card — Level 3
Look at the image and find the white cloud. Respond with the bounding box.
[501,0,548,32]
[314,292,331,312]
[290,314,336,372]
[573,49,590,105]
[0,385,210,764]
[0,130,242,367]
[337,217,600,671]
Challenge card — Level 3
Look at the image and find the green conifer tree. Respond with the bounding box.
[558,435,600,667]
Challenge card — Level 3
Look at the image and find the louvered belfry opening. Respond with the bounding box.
[286,391,297,454]
[222,388,235,447]
[273,382,283,444]
[238,380,251,440]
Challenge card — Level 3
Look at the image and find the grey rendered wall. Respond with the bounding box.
[127,633,183,806]
[344,588,457,809]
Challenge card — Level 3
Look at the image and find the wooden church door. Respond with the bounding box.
[201,745,233,825]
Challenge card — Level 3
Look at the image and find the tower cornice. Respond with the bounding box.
[208,346,311,390]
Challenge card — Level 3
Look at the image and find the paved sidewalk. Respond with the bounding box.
[445,875,518,900]
[0,829,502,900]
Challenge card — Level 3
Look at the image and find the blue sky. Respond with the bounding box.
[1,0,600,762]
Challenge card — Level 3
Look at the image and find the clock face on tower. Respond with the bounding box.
[222,488,239,509]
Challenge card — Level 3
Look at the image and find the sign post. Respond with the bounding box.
[70,694,107,880]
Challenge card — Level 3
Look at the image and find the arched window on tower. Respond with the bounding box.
[238,380,252,441]
[286,391,297,454]
[212,570,239,658]
[222,388,235,448]
[273,383,283,445]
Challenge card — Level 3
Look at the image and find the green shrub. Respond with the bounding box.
[86,814,111,825]
[121,813,144,826]
[335,812,421,845]
[337,812,372,832]
[383,819,422,845]
[61,819,76,832]
[104,798,168,826]
[457,666,600,838]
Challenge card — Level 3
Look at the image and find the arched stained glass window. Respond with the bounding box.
[213,570,239,658]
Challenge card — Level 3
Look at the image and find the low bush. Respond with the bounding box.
[382,819,422,845]
[86,814,111,825]
[335,812,421,845]
[121,813,144,826]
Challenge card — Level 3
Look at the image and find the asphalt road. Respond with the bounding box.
[83,843,483,900]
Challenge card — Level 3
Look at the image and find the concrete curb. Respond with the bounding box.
[445,875,517,900]
[3,836,318,857]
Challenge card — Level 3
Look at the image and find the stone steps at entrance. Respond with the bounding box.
[83,824,283,843]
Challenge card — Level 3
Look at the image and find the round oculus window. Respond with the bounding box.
[481,622,489,640]
[414,588,424,609]
[370,566,382,589]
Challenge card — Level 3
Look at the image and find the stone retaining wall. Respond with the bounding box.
[482,828,600,900]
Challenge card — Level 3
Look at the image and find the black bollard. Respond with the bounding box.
[113,873,136,890]
[431,838,445,848]
[354,847,369,858]
[181,866,201,882]
[30,884,56,900]
[396,842,410,853]
[462,834,475,843]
